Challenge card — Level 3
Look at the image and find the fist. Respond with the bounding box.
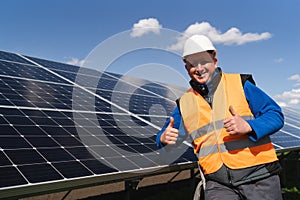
[224,105,252,135]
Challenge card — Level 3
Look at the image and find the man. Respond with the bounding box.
[156,35,284,200]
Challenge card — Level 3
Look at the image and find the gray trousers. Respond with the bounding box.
[204,175,282,200]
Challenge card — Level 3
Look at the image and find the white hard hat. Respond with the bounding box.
[182,35,216,59]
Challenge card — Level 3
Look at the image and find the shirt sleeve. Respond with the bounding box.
[244,81,284,142]
[156,106,185,148]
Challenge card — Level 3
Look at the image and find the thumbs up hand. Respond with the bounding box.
[223,106,252,135]
[160,117,179,145]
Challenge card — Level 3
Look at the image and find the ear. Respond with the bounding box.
[214,57,218,65]
[185,64,189,71]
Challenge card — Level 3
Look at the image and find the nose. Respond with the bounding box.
[195,62,205,70]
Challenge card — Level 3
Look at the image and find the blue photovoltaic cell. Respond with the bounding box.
[24,56,80,73]
[18,163,64,183]
[0,76,73,109]
[0,51,33,65]
[0,60,68,84]
[0,167,28,187]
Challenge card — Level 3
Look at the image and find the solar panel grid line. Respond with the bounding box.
[0,123,124,186]
[0,79,75,110]
[0,102,168,173]
[0,58,35,67]
[92,128,155,153]
[0,77,116,113]
[107,86,176,116]
[50,66,111,84]
[2,81,66,109]
[284,107,300,114]
[7,55,179,116]
[133,113,168,118]
[0,163,30,188]
[24,56,81,73]
[0,106,155,152]
[0,168,104,191]
[40,62,182,103]
[3,150,67,177]
[0,51,35,65]
[100,71,178,103]
[93,87,174,99]
[285,116,300,126]
[0,61,68,84]
[0,140,67,185]
[17,54,163,131]
[0,62,178,115]
[19,57,142,94]
[1,109,71,149]
[0,105,152,121]
[81,75,173,100]
[0,106,126,130]
[78,128,158,159]
[0,75,74,91]
[280,129,300,139]
[272,142,284,150]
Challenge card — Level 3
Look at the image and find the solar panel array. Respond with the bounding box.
[0,50,299,198]
[0,50,196,198]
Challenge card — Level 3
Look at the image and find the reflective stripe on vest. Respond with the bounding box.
[179,73,278,175]
[190,116,253,140]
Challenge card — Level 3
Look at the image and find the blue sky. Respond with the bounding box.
[1,0,300,108]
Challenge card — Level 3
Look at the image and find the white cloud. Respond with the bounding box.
[275,74,300,108]
[65,57,85,66]
[289,98,300,105]
[274,88,300,108]
[274,58,284,63]
[288,74,300,88]
[277,101,287,107]
[168,21,272,51]
[130,18,162,38]
[288,74,300,82]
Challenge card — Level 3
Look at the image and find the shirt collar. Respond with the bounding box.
[189,67,222,96]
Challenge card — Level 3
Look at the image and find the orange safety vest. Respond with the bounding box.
[178,73,278,175]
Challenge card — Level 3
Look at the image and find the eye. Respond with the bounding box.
[190,60,211,66]
[200,60,211,65]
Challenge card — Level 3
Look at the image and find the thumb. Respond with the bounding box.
[169,117,174,128]
[229,105,237,116]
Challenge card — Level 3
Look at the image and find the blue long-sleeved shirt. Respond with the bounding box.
[156,80,284,148]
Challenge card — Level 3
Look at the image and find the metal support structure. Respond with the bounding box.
[125,178,142,200]
[167,170,183,183]
[60,190,72,200]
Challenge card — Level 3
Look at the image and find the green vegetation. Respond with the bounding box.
[279,150,300,200]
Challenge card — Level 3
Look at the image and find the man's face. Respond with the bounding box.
[184,51,217,85]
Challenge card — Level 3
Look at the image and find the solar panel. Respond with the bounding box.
[0,50,196,198]
[271,107,300,152]
[0,50,299,199]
